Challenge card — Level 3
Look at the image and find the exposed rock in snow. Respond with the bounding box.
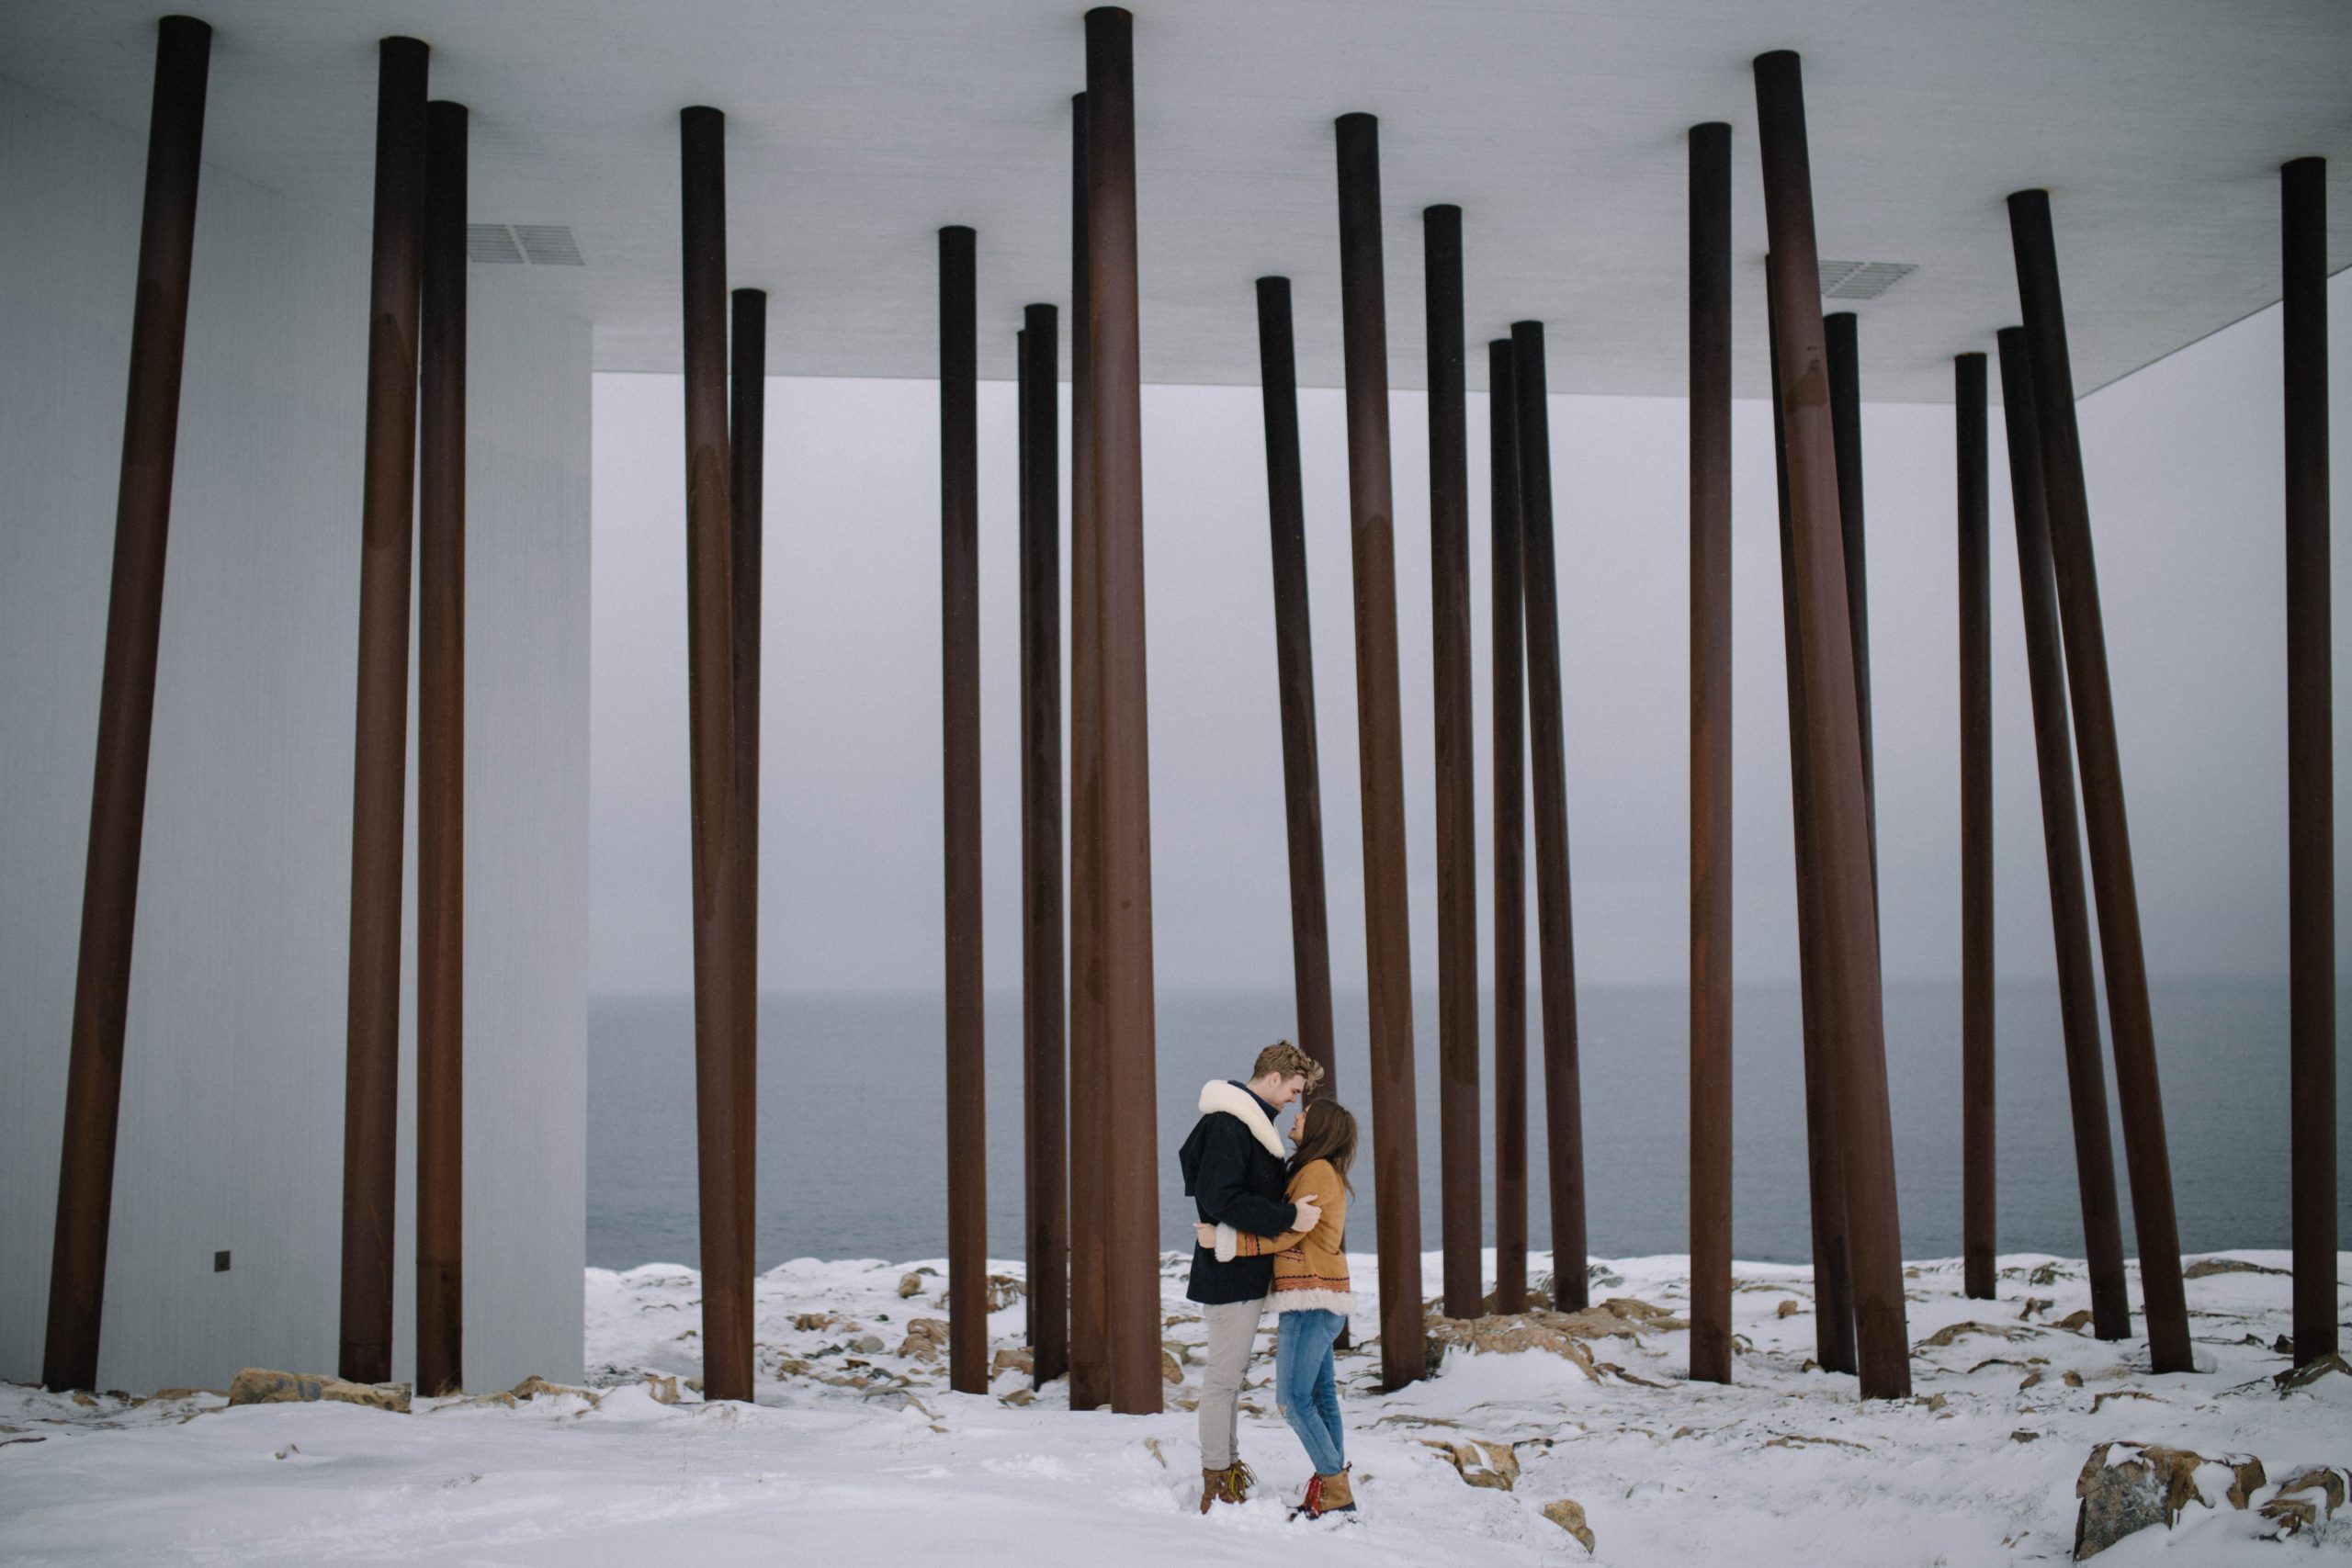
[2186,1258,2291,1280]
[2261,1468,2351,1540]
[1543,1495,1598,1551]
[2071,1440,2264,1558]
[1426,1437,1520,1490]
[2070,1441,2352,1557]
[225,1368,412,1413]
[898,1315,950,1359]
[2276,1353,2352,1394]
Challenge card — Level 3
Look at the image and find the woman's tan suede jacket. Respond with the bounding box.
[1214,1156,1352,1317]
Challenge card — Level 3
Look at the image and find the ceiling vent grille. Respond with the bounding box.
[467,223,583,266]
[1819,259,1916,300]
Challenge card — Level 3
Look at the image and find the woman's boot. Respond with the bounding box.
[1290,1472,1325,1520]
[1317,1464,1356,1516]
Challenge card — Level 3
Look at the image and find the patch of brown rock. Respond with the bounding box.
[1419,1438,1594,1555]
[1423,1296,1688,1382]
[2074,1440,2349,1559]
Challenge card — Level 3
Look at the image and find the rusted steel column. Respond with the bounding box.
[679,105,750,1404]
[1255,276,1339,1088]
[1424,205,1481,1321]
[1487,340,1529,1318]
[937,223,988,1398]
[1954,351,1995,1304]
[1018,304,1070,1385]
[2007,188,2191,1376]
[2282,157,2337,1367]
[1086,8,1164,1416]
[1766,300,1856,1375]
[1017,316,1031,1344]
[1512,321,1588,1317]
[1334,110,1427,1389]
[416,97,469,1399]
[1753,51,1908,1399]
[1995,329,2132,1342]
[1824,312,1879,897]
[42,14,212,1394]
[340,34,430,1389]
[1687,120,1734,1384]
[1065,89,1110,1414]
[728,283,764,1342]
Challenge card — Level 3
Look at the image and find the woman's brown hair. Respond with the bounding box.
[1289,1098,1358,1193]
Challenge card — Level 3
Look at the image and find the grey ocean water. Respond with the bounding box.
[586,978,2350,1271]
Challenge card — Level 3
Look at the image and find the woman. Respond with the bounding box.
[1195,1097,1359,1520]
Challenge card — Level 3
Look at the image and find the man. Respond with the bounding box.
[1177,1040,1326,1513]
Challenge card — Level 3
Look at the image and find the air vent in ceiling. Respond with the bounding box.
[467,223,583,266]
[1819,259,1916,300]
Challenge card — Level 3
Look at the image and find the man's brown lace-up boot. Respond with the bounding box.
[1199,1461,1251,1513]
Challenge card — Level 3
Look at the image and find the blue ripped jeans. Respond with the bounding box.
[1274,1308,1347,1476]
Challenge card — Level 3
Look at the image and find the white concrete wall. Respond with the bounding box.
[0,73,591,1392]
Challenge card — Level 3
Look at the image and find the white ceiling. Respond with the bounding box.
[6,0,2348,400]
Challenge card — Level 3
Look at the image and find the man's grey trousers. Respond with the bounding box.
[1197,1296,1267,1471]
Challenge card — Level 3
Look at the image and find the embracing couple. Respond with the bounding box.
[1177,1040,1360,1522]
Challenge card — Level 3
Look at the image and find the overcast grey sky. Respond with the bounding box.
[587,272,2350,997]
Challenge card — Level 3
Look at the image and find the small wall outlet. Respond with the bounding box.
[214,1250,231,1273]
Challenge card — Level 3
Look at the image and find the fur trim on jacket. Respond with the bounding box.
[1195,1079,1285,1157]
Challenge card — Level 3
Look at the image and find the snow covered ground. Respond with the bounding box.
[4,1248,2346,1565]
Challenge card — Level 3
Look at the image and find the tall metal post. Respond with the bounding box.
[1955,351,1995,1303]
[2281,156,2337,1367]
[937,224,987,1397]
[1424,206,1481,1321]
[340,35,430,1389]
[1513,321,1588,1315]
[1487,340,1529,1318]
[43,14,213,1393]
[416,97,469,1398]
[2007,188,2192,1376]
[1085,8,1164,1416]
[1334,111,1426,1388]
[678,105,750,1404]
[1753,51,1908,1399]
[1255,276,1339,1088]
[1768,298,1856,1376]
[1065,89,1110,1414]
[1018,304,1070,1385]
[1686,120,1734,1383]
[1824,313,1879,896]
[1995,329,2132,1341]
[728,283,764,1344]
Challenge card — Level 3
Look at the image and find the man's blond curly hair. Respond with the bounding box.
[1250,1040,1325,1090]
